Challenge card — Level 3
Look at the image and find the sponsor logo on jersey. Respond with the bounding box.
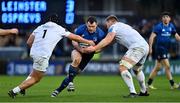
[161,33,171,36]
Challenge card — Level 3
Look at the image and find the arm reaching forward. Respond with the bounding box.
[84,32,116,53]
[67,33,95,46]
[27,34,35,48]
[0,28,18,35]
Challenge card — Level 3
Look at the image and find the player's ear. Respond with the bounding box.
[96,22,98,26]
[169,17,171,21]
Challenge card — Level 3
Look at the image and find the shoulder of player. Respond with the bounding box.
[77,24,86,30]
[75,24,86,33]
[169,22,176,27]
[96,27,104,34]
[108,24,116,32]
[41,22,63,30]
[155,22,162,27]
[152,22,162,30]
[33,25,43,33]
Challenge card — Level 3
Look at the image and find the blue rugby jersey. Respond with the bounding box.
[75,24,105,44]
[153,22,176,47]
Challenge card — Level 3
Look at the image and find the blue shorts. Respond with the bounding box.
[78,52,95,71]
[155,46,169,60]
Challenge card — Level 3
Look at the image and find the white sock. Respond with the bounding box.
[121,70,136,94]
[12,86,21,93]
[136,71,146,93]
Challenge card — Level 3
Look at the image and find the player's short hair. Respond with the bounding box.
[105,15,119,22]
[161,11,171,18]
[49,13,59,23]
[86,16,97,24]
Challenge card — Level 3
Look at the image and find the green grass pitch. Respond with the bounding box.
[0,75,180,102]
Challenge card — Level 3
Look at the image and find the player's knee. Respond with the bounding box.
[154,65,161,71]
[133,69,138,75]
[119,65,129,73]
[72,57,81,65]
[155,62,162,69]
[164,64,170,69]
[154,67,161,72]
[119,60,133,72]
[165,67,170,71]
[157,64,162,68]
[133,65,143,75]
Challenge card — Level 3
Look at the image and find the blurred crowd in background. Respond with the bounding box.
[0,0,180,61]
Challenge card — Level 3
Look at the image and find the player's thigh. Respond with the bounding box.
[123,47,146,65]
[32,56,49,72]
[137,49,149,65]
[71,50,82,65]
[119,47,147,71]
[133,49,149,72]
[78,53,94,71]
[154,60,162,70]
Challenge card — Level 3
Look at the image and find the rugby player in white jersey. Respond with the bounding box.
[85,15,149,98]
[8,14,95,98]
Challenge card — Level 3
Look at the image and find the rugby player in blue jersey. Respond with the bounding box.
[147,12,180,89]
[51,16,106,97]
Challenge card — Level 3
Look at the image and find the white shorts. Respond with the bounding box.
[124,46,149,65]
[31,56,49,72]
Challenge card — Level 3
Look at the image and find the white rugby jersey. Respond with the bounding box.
[30,21,71,58]
[108,22,148,49]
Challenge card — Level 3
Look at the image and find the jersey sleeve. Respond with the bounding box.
[108,26,116,33]
[32,26,41,35]
[62,29,71,37]
[152,24,159,35]
[58,26,71,37]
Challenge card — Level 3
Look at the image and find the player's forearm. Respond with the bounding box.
[72,41,81,52]
[95,40,108,51]
[149,39,153,49]
[77,37,91,45]
[27,40,33,48]
[0,29,11,35]
[149,33,156,48]
[95,33,115,51]
[27,34,35,48]
[70,34,93,45]
[0,28,18,35]
[95,48,102,53]
[175,33,180,41]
